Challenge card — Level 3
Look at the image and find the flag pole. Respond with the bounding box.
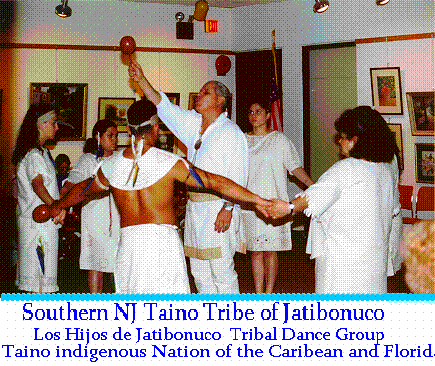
[272,30,279,90]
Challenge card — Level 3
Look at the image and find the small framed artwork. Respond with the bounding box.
[30,83,88,140]
[370,67,403,115]
[387,123,404,170]
[188,92,233,118]
[406,91,434,136]
[166,92,180,106]
[98,97,136,133]
[160,93,180,132]
[188,92,197,110]
[415,143,434,184]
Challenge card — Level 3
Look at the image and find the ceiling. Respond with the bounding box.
[120,0,283,9]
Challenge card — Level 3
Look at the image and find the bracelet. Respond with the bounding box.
[289,203,295,215]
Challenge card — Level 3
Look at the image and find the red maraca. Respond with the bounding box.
[32,204,51,223]
[120,36,136,55]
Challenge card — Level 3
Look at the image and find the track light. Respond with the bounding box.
[55,0,72,18]
[376,0,390,5]
[313,0,329,13]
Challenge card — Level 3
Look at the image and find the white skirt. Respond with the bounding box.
[115,223,190,294]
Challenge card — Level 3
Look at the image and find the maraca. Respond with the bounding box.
[119,36,136,55]
[32,204,51,223]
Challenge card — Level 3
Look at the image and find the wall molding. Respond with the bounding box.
[0,42,236,55]
[355,32,434,44]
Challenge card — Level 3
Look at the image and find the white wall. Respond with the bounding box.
[357,38,434,191]
[0,1,235,192]
[232,0,434,188]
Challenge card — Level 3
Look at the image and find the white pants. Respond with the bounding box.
[190,246,239,294]
[185,200,241,294]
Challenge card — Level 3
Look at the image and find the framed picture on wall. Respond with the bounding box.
[98,97,136,133]
[370,67,403,115]
[160,93,180,132]
[188,92,233,118]
[387,123,404,170]
[30,83,88,140]
[415,143,434,184]
[407,91,434,136]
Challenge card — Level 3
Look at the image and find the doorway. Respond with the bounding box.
[303,43,357,180]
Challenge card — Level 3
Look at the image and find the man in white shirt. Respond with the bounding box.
[129,60,249,294]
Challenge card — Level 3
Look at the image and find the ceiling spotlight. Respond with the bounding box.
[376,0,390,5]
[313,0,329,13]
[55,0,72,18]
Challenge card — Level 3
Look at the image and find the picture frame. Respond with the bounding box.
[160,93,180,132]
[30,83,88,141]
[406,91,434,136]
[370,67,403,115]
[415,143,434,184]
[188,92,233,118]
[98,97,136,133]
[387,123,404,170]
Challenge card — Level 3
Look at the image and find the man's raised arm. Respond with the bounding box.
[128,60,162,106]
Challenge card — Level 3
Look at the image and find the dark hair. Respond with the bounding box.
[127,99,158,136]
[83,119,117,154]
[334,106,399,163]
[248,99,271,114]
[54,154,70,169]
[12,103,55,166]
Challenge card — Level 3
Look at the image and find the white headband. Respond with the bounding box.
[37,110,56,125]
[128,114,159,128]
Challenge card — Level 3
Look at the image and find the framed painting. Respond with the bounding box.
[160,93,180,132]
[407,91,434,136]
[370,67,403,115]
[415,143,434,184]
[188,92,233,118]
[387,123,404,170]
[98,97,136,133]
[30,83,88,140]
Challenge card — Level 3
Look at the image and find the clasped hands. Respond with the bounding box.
[256,198,294,220]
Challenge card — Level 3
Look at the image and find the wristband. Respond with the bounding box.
[223,202,234,212]
[289,203,295,215]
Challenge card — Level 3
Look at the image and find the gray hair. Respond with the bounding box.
[210,80,231,112]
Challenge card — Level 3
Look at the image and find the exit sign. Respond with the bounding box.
[205,20,218,33]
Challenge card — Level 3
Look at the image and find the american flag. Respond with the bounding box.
[270,76,283,132]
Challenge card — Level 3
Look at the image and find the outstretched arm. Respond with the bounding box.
[171,160,271,217]
[268,196,309,219]
[51,169,109,223]
[291,167,314,187]
[128,60,162,106]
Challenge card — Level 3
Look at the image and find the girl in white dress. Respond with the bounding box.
[242,100,313,293]
[61,119,120,293]
[268,106,403,294]
[13,104,66,293]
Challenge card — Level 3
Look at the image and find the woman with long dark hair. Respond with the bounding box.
[242,99,313,293]
[60,119,120,293]
[13,103,66,292]
[268,106,403,294]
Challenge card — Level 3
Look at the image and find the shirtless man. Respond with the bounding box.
[50,99,270,294]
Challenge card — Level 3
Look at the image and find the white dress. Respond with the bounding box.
[303,157,403,294]
[241,131,301,251]
[67,153,120,273]
[15,148,60,292]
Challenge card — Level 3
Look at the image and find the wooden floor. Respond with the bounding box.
[0,230,410,295]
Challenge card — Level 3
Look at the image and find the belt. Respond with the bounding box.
[188,192,221,202]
